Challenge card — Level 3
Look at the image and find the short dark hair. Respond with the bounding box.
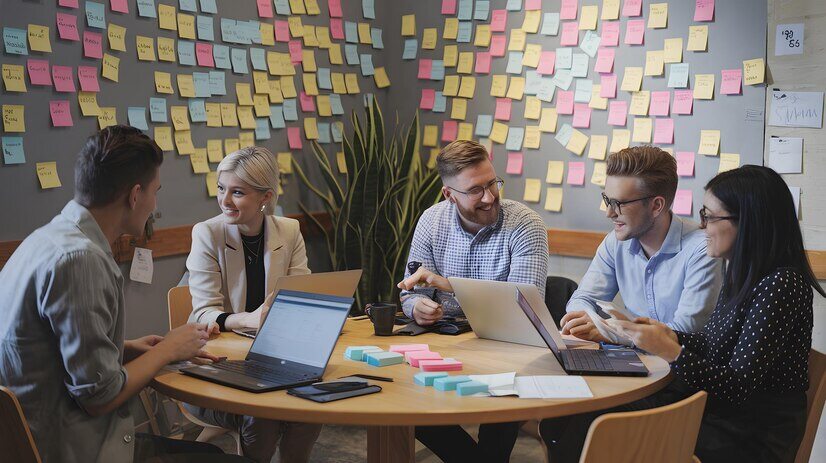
[436,140,490,178]
[74,125,163,208]
[607,146,678,207]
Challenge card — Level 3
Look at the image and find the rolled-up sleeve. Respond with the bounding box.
[186,222,226,325]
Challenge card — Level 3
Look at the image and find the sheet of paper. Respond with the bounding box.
[768,137,803,174]
[129,248,154,284]
[468,372,518,397]
[768,90,823,128]
[515,376,593,399]
[775,23,803,56]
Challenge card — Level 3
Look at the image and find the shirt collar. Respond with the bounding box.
[61,200,114,257]
[628,213,683,256]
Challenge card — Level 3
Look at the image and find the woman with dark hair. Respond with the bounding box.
[541,165,823,463]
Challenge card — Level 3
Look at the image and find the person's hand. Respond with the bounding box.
[411,298,444,326]
[607,319,682,362]
[188,349,223,365]
[156,323,210,363]
[397,267,453,293]
[206,321,221,339]
[560,311,609,342]
[225,291,276,330]
[124,335,164,361]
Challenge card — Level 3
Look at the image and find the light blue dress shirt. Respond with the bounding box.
[566,214,723,333]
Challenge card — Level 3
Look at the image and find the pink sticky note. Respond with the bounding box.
[600,74,617,98]
[624,19,645,45]
[83,30,103,59]
[288,40,303,64]
[475,52,492,73]
[442,120,458,142]
[490,10,508,32]
[330,19,344,40]
[649,91,671,116]
[601,21,620,47]
[420,89,436,109]
[418,59,433,79]
[673,190,693,216]
[56,12,80,41]
[525,0,543,10]
[196,43,215,67]
[406,351,443,368]
[257,0,274,17]
[653,118,674,144]
[676,152,695,177]
[299,91,316,112]
[59,0,79,7]
[720,69,742,95]
[560,22,579,46]
[77,66,100,92]
[561,0,579,20]
[274,21,290,42]
[419,358,463,372]
[694,0,715,21]
[672,90,694,115]
[537,51,556,75]
[556,91,575,115]
[490,35,507,57]
[328,0,343,18]
[52,65,76,92]
[622,0,643,17]
[594,48,615,74]
[441,0,457,15]
[506,152,523,175]
[390,344,429,354]
[287,127,303,149]
[572,103,592,128]
[49,100,73,127]
[567,162,585,185]
[27,59,52,86]
[495,98,512,121]
[110,0,128,13]
[607,101,628,126]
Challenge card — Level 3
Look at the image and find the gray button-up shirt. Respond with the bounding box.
[0,200,134,463]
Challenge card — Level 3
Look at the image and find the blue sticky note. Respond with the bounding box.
[667,63,690,88]
[574,79,593,103]
[474,0,491,21]
[458,0,473,20]
[506,52,523,74]
[220,18,240,44]
[178,40,196,66]
[231,48,248,74]
[555,124,573,146]
[345,44,360,65]
[506,127,525,151]
[456,380,489,396]
[255,118,271,140]
[365,351,404,367]
[371,28,384,49]
[188,99,207,122]
[2,137,25,165]
[329,94,344,115]
[571,53,589,78]
[282,99,298,121]
[331,122,343,142]
[3,27,27,55]
[537,77,556,102]
[506,0,522,11]
[541,13,561,36]
[525,70,542,95]
[197,15,214,41]
[269,106,285,128]
[127,107,149,130]
[433,91,447,113]
[430,60,445,81]
[149,98,167,123]
[362,0,376,19]
[317,122,331,143]
[552,69,573,90]
[580,30,601,58]
[199,0,218,14]
[344,21,358,44]
[243,21,260,45]
[213,44,231,69]
[249,48,266,70]
[476,115,493,136]
[208,71,226,95]
[360,54,375,76]
[556,47,573,69]
[317,68,332,90]
[85,1,106,29]
[274,0,291,15]
[193,72,211,97]
[414,372,449,386]
[179,0,198,12]
[402,39,417,60]
[136,0,157,18]
[457,21,473,43]
[433,375,471,392]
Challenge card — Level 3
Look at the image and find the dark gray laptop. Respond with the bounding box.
[181,290,354,392]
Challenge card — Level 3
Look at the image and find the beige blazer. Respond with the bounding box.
[186,213,310,325]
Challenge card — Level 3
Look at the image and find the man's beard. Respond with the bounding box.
[456,197,501,227]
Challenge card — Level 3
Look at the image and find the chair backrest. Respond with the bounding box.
[580,391,707,463]
[167,285,193,330]
[545,276,578,326]
[795,349,826,463]
[0,386,41,463]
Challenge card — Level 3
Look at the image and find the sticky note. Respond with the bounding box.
[676,151,695,177]
[401,14,415,36]
[365,351,404,367]
[693,74,715,100]
[174,130,195,154]
[96,106,116,129]
[2,64,26,92]
[601,21,620,46]
[456,380,489,396]
[721,69,742,95]
[560,0,578,19]
[557,90,574,114]
[600,74,617,98]
[673,190,692,216]
[27,59,51,86]
[3,27,28,55]
[77,91,100,116]
[567,161,585,185]
[621,67,643,92]
[699,130,721,155]
[650,91,670,116]
[718,153,740,173]
[504,151,523,175]
[588,135,608,160]
[506,76,525,100]
[545,187,563,212]
[523,178,541,202]
[625,19,644,45]
[566,129,588,155]
[743,58,765,85]
[56,13,80,41]
[82,30,103,59]
[2,105,25,132]
[695,0,715,21]
[560,22,578,46]
[36,162,62,189]
[663,38,683,64]
[572,103,592,128]
[506,127,525,151]
[539,107,558,132]
[406,351,443,367]
[106,23,126,52]
[49,100,73,127]
[2,136,25,164]
[687,25,708,51]
[632,117,652,143]
[673,89,694,114]
[136,35,156,61]
[610,129,630,152]
[648,3,668,28]
[595,48,615,74]
[608,101,628,126]
[28,24,52,52]
[545,160,565,184]
[590,161,607,187]
[85,1,107,29]
[433,375,471,391]
[101,53,119,82]
[644,50,664,76]
[414,372,449,386]
[653,118,674,144]
[667,63,690,88]
[580,5,599,30]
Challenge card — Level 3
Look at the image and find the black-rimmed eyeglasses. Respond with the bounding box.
[601,192,654,214]
[699,206,738,228]
[447,178,504,201]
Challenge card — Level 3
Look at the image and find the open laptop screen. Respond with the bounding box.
[249,290,352,368]
[516,288,563,361]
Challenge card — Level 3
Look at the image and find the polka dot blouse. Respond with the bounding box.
[672,267,813,405]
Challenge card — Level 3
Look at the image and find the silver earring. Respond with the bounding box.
[260,204,266,212]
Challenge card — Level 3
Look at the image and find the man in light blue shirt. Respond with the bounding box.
[561,146,722,344]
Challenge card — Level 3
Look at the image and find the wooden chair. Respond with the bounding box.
[578,391,707,463]
[166,286,241,454]
[0,386,42,463]
[795,349,826,463]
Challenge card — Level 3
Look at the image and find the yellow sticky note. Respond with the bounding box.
[523,179,542,203]
[648,3,668,29]
[345,73,360,94]
[331,72,346,94]
[523,44,542,68]
[588,135,608,160]
[443,45,459,67]
[328,44,343,64]
[423,28,438,49]
[158,4,177,31]
[220,103,238,127]
[743,58,765,85]
[154,126,173,151]
[374,67,390,88]
[508,30,527,52]
[579,5,599,30]
[698,130,721,155]
[524,126,541,149]
[401,14,416,37]
[457,122,473,141]
[317,95,333,117]
[443,75,460,97]
[316,26,332,48]
[170,106,190,130]
[27,24,52,53]
[78,92,100,116]
[423,125,439,147]
[457,52,474,74]
[443,18,458,40]
[591,162,608,187]
[687,26,708,52]
[490,75,508,97]
[237,106,256,129]
[304,117,319,140]
[277,152,293,174]
[97,107,117,129]
[251,71,269,94]
[663,38,683,64]
[632,118,653,143]
[155,71,174,94]
[207,139,224,163]
[336,151,348,173]
[590,85,608,109]
[693,74,715,100]
[629,90,650,116]
[427,148,439,169]
[2,105,25,132]
[205,103,221,127]
[288,16,304,37]
[546,161,564,184]
[303,25,319,47]
[610,129,631,152]
[190,149,209,174]
[602,0,621,20]
[267,52,295,76]
[289,0,307,14]
[136,35,156,61]
[107,23,126,52]
[450,98,467,120]
[539,108,558,133]
[718,153,740,173]
[239,132,255,149]
[506,77,525,100]
[102,53,120,82]
[304,0,320,14]
[566,129,589,155]
[157,37,175,62]
[458,76,476,98]
[644,50,664,76]
[489,121,509,144]
[236,83,254,106]
[224,138,240,154]
[358,23,372,44]
[621,67,643,92]
[206,171,218,197]
[545,187,563,212]
[2,64,27,92]
[36,162,61,189]
[258,22,274,46]
[474,25,491,47]
[522,10,542,33]
[524,96,542,120]
[177,74,195,97]
[177,13,196,39]
[174,130,195,154]
[280,76,297,98]
[303,73,319,96]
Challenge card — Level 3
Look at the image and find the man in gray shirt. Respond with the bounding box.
[0,126,244,463]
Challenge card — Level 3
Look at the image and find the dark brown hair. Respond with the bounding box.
[436,140,490,178]
[74,125,163,208]
[607,145,678,207]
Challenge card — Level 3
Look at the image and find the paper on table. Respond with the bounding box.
[515,376,593,399]
[468,372,518,397]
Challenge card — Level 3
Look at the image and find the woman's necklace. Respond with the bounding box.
[242,232,264,265]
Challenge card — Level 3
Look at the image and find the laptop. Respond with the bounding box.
[516,288,649,377]
[232,269,362,338]
[181,290,354,392]
[449,277,559,347]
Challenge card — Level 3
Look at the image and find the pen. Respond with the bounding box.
[343,373,394,382]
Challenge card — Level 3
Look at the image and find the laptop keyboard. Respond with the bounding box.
[562,350,616,372]
[212,360,312,384]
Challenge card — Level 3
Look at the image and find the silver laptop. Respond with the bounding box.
[448,277,563,348]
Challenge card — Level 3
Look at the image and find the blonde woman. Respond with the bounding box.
[184,146,321,463]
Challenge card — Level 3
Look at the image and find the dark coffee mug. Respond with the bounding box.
[365,302,397,336]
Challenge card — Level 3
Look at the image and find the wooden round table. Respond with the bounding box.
[153,318,671,462]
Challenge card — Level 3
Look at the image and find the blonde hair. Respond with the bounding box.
[217,146,280,213]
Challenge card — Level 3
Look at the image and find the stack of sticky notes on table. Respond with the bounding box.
[425,374,489,396]
[364,351,404,367]
[389,344,429,354]
[419,358,463,372]
[344,345,383,361]
[405,350,443,367]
